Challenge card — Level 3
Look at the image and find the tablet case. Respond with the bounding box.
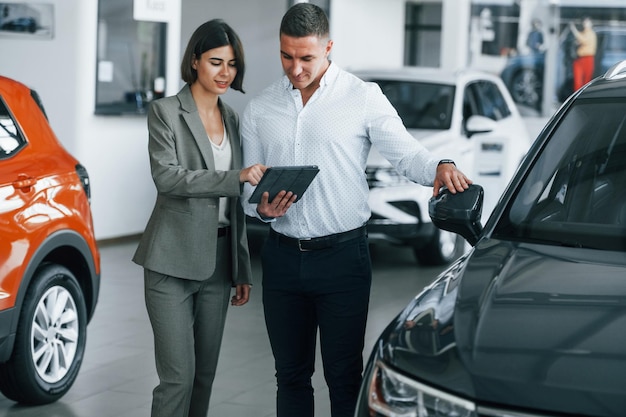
[249,165,319,204]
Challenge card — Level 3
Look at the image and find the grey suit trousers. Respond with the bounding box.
[144,236,232,417]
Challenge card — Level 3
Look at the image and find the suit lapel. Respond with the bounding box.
[178,85,215,170]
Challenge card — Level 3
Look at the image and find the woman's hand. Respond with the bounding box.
[231,284,251,306]
[240,164,266,186]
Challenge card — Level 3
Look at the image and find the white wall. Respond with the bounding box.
[180,0,286,116]
[1,0,81,155]
[330,0,406,70]
[441,0,471,69]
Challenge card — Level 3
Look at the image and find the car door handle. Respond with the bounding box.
[13,174,36,191]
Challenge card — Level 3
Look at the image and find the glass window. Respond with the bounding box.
[466,81,511,121]
[404,3,442,67]
[0,97,26,159]
[494,99,626,251]
[95,0,167,115]
[373,80,454,130]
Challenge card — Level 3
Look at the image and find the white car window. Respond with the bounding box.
[0,98,26,159]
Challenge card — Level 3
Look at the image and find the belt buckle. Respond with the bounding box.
[298,238,312,252]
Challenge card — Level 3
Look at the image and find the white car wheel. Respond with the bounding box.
[0,263,87,405]
[31,285,80,383]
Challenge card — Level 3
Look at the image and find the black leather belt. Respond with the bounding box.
[270,225,367,251]
[218,226,231,238]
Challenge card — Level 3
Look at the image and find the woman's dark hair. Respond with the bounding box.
[280,3,329,39]
[180,19,245,92]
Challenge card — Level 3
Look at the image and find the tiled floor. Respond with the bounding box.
[0,237,446,417]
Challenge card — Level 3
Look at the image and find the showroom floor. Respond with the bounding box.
[0,237,444,417]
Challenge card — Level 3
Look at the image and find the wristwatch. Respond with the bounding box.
[438,159,456,166]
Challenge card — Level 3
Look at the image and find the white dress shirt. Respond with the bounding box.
[241,62,439,239]
[210,125,232,227]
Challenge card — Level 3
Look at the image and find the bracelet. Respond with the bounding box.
[438,159,456,166]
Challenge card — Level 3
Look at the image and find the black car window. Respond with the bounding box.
[494,99,626,251]
[0,97,27,159]
[373,80,455,130]
[467,81,512,121]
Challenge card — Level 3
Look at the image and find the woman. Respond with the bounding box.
[570,17,597,91]
[132,19,265,417]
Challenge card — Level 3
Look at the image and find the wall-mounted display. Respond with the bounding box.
[95,0,167,115]
[0,2,53,39]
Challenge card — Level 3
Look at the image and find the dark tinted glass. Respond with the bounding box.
[495,99,626,251]
[472,81,512,120]
[373,80,455,130]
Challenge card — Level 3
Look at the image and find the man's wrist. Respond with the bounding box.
[256,207,275,221]
[438,159,456,166]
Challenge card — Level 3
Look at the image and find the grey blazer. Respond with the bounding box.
[133,84,252,285]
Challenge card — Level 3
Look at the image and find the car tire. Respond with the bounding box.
[511,68,542,110]
[414,229,463,266]
[0,263,87,405]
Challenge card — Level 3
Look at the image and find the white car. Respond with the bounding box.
[353,67,532,265]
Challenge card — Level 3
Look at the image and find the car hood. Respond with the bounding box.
[383,240,626,416]
[367,129,452,167]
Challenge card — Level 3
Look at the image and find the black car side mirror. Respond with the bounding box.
[428,184,484,246]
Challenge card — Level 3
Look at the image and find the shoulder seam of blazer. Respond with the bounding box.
[177,84,196,114]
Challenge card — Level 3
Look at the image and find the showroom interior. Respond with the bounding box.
[1,0,473,242]
[3,0,625,242]
[2,0,626,416]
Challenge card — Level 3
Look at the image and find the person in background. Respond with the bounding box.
[240,4,472,417]
[570,16,597,91]
[132,19,265,417]
[526,18,545,54]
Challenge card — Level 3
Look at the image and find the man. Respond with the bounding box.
[526,18,545,54]
[241,4,471,417]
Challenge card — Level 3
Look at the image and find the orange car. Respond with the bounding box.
[0,76,100,404]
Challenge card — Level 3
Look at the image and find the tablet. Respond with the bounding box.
[249,165,319,204]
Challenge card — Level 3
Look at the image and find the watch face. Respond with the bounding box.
[438,159,455,166]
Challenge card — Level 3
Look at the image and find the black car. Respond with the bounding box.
[356,61,626,416]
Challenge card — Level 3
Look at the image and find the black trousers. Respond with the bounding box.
[261,231,372,417]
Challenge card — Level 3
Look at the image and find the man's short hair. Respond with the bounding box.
[280,3,329,39]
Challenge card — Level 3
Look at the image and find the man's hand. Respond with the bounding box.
[231,284,251,306]
[256,190,297,219]
[432,163,472,196]
[240,164,267,186]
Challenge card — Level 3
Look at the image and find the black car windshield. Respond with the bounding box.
[494,98,626,251]
[371,79,454,130]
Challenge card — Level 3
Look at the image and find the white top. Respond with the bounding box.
[241,62,438,239]
[211,126,232,227]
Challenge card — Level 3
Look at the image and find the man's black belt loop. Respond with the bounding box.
[270,225,367,251]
